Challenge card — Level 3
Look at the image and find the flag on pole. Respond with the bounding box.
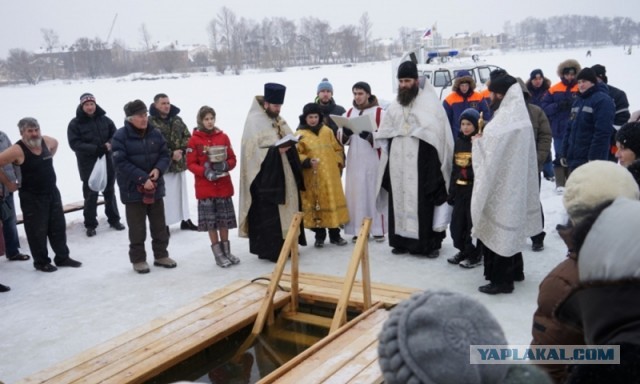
[422,28,432,39]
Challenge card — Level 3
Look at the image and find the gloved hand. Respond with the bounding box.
[342,127,354,137]
[557,98,573,111]
[212,161,229,172]
[95,145,107,157]
[205,168,221,181]
[560,158,568,167]
[359,131,373,144]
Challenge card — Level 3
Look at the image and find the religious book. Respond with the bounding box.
[330,114,376,134]
[273,133,300,148]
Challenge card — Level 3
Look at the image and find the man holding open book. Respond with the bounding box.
[238,83,306,262]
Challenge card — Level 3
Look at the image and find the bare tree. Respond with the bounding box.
[40,28,61,79]
[6,49,45,85]
[139,23,154,51]
[359,12,372,59]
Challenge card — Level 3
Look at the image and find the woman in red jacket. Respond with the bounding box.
[186,106,239,268]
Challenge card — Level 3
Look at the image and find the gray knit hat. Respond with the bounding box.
[378,290,509,384]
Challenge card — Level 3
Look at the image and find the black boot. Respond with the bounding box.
[478,282,514,294]
[531,231,545,252]
[447,252,467,265]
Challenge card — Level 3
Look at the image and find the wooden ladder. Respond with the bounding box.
[233,215,374,360]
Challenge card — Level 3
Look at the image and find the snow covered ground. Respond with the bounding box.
[0,46,638,382]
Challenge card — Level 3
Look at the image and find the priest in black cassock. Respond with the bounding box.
[375,62,454,257]
[238,83,306,262]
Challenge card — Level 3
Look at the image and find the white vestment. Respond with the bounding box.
[374,84,453,239]
[471,83,542,256]
[340,106,387,237]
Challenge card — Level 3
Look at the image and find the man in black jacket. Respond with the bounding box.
[591,65,631,163]
[68,93,124,237]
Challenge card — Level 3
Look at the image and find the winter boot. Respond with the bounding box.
[460,251,483,269]
[447,252,467,265]
[222,240,240,265]
[212,243,231,268]
[554,165,568,188]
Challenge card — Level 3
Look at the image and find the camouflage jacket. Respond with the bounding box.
[149,103,191,173]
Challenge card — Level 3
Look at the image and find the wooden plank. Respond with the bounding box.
[280,312,332,328]
[43,283,269,383]
[258,303,384,384]
[345,360,384,384]
[322,339,380,384]
[273,309,388,384]
[76,290,290,384]
[330,218,371,332]
[283,272,418,296]
[17,280,254,384]
[232,213,302,361]
[276,274,417,300]
[16,199,105,225]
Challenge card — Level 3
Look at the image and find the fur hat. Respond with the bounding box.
[397,61,418,79]
[529,69,544,80]
[459,108,480,131]
[352,81,371,95]
[488,71,517,95]
[591,64,608,83]
[300,102,323,125]
[563,160,640,224]
[556,59,581,78]
[123,99,148,117]
[616,122,640,157]
[80,92,96,105]
[317,78,333,93]
[576,68,598,84]
[453,70,476,92]
[378,290,509,384]
[264,83,286,104]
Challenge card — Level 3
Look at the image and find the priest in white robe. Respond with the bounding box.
[471,71,542,294]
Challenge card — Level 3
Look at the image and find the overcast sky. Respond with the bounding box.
[1,0,637,58]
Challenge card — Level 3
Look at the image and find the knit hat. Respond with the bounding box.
[397,61,418,79]
[123,99,148,117]
[591,64,608,83]
[576,68,598,84]
[529,69,544,80]
[459,108,480,131]
[378,290,509,384]
[352,81,372,95]
[616,122,640,157]
[264,83,286,104]
[317,78,333,93]
[488,71,517,95]
[80,92,96,105]
[563,160,640,224]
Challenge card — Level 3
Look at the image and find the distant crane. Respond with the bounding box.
[105,13,118,46]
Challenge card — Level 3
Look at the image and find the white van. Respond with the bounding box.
[391,50,502,100]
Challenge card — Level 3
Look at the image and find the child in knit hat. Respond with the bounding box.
[447,108,482,268]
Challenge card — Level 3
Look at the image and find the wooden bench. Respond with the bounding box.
[260,305,389,383]
[16,199,104,225]
[16,280,291,384]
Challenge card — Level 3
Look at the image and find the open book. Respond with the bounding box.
[330,114,376,135]
[273,133,301,148]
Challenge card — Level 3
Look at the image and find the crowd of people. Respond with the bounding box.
[1,55,638,382]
